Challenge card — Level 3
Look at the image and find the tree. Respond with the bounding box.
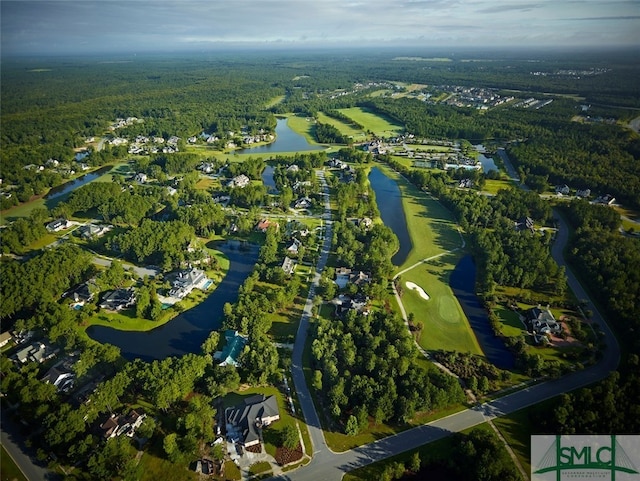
[281,423,299,449]
[201,331,220,355]
[163,433,179,462]
[345,415,359,436]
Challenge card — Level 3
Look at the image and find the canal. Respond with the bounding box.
[45,165,113,200]
[87,241,260,361]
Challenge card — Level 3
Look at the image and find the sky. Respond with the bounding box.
[2,0,639,56]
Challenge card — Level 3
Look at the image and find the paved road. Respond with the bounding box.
[1,409,57,481]
[271,154,620,481]
[92,256,160,278]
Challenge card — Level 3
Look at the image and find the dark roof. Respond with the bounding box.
[227,395,279,446]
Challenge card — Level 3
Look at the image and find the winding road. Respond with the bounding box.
[271,157,620,480]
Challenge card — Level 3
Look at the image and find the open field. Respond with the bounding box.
[482,178,517,194]
[337,107,403,137]
[492,407,535,475]
[316,111,366,139]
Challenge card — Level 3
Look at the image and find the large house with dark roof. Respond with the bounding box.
[226,395,280,448]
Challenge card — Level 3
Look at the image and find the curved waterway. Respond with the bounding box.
[87,241,259,361]
[368,167,412,266]
[450,255,515,369]
[242,118,323,154]
[45,165,113,200]
[369,166,513,368]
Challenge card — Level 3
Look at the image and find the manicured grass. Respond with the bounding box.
[374,165,461,270]
[492,408,533,475]
[1,445,28,481]
[316,112,365,139]
[249,461,272,475]
[337,107,403,137]
[495,305,526,338]
[285,114,321,146]
[405,143,452,152]
[402,252,483,356]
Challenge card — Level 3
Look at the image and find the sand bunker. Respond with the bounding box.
[406,281,430,300]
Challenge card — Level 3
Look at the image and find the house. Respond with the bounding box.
[281,257,296,275]
[286,238,302,255]
[287,164,300,173]
[0,331,13,348]
[134,172,148,183]
[576,188,591,198]
[458,178,473,188]
[227,174,250,188]
[293,197,312,209]
[79,223,111,240]
[41,365,75,392]
[349,270,371,286]
[99,288,136,311]
[515,216,534,232]
[15,342,58,364]
[526,306,562,335]
[67,280,96,303]
[358,217,373,230]
[99,410,146,439]
[255,219,278,233]
[46,218,71,233]
[333,294,370,317]
[555,184,570,195]
[168,267,209,299]
[226,395,280,448]
[594,194,616,205]
[167,136,181,146]
[214,330,247,367]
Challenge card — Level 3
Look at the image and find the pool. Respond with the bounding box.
[203,280,213,289]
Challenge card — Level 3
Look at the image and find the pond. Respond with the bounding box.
[87,240,260,361]
[45,165,113,200]
[475,144,498,173]
[368,167,412,266]
[242,118,323,154]
[449,255,515,369]
[262,164,278,193]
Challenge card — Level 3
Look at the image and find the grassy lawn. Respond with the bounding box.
[337,107,403,137]
[316,112,366,140]
[402,252,483,356]
[405,143,452,152]
[482,178,517,195]
[494,305,526,338]
[265,95,286,108]
[492,408,534,475]
[137,452,198,481]
[1,446,28,481]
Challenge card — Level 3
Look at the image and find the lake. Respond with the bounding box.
[87,240,260,361]
[45,165,113,200]
[368,167,412,266]
[242,118,323,154]
[475,144,498,173]
[449,255,515,369]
